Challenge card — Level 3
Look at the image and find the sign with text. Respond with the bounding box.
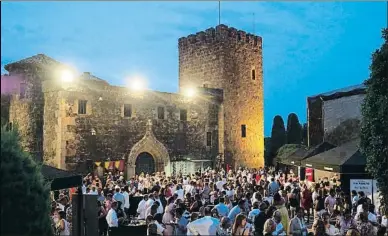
[350,179,373,200]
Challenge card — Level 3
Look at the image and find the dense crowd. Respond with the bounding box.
[50,167,388,236]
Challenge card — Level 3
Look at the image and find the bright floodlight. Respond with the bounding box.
[184,87,196,98]
[129,77,145,91]
[61,70,74,83]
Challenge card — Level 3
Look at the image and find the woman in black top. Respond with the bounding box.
[190,194,203,213]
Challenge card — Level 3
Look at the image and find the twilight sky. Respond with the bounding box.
[1,2,386,136]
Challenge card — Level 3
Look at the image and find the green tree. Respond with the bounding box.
[264,137,272,166]
[360,28,388,210]
[270,115,286,165]
[286,113,302,144]
[0,126,53,236]
[301,123,308,145]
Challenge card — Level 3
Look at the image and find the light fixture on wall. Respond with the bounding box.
[91,128,96,136]
[98,97,103,101]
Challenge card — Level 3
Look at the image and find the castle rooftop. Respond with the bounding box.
[178,24,262,48]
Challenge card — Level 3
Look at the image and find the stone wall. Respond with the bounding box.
[178,24,264,168]
[42,78,220,171]
[7,67,44,162]
[322,94,365,134]
[1,95,11,125]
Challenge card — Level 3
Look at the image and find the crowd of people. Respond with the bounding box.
[50,167,388,236]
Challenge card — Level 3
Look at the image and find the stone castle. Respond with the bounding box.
[1,24,264,176]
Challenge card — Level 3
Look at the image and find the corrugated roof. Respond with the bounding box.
[308,84,366,101]
[301,139,365,172]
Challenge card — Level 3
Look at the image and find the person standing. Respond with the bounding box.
[288,206,308,236]
[106,201,119,235]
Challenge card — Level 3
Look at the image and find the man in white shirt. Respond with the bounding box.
[187,207,221,236]
[216,178,226,191]
[137,195,148,219]
[106,201,119,228]
[145,193,155,210]
[175,185,184,201]
[154,194,164,214]
[122,186,130,217]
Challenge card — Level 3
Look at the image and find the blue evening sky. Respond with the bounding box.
[1,2,386,136]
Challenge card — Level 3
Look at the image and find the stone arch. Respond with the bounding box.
[126,119,170,177]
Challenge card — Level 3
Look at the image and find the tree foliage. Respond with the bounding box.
[286,113,302,144]
[264,137,272,166]
[301,123,308,145]
[0,127,53,236]
[270,115,286,165]
[360,28,388,210]
[325,118,360,146]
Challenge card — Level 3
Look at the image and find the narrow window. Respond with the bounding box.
[19,83,26,99]
[241,124,247,138]
[157,106,165,119]
[78,100,87,114]
[180,109,187,121]
[206,132,212,147]
[124,104,132,117]
[251,69,256,80]
[7,122,13,131]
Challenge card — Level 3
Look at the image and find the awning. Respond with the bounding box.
[41,165,83,191]
[300,139,366,173]
[277,141,336,166]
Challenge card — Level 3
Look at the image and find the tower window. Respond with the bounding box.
[241,125,246,138]
[157,106,165,119]
[19,83,26,99]
[251,69,256,80]
[180,109,187,121]
[206,132,212,146]
[78,100,87,114]
[124,104,132,117]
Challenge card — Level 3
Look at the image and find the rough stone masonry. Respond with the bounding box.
[2,24,264,174]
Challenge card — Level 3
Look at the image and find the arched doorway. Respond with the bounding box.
[135,152,155,175]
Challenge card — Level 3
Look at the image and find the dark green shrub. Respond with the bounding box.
[1,126,53,236]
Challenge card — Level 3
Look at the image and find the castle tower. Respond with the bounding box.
[178,24,264,168]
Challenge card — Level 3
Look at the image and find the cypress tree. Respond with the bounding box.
[301,123,308,145]
[286,113,302,144]
[0,126,53,236]
[360,28,388,210]
[270,115,286,165]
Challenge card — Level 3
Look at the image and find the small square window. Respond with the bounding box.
[157,107,165,120]
[206,132,212,147]
[78,100,87,114]
[251,69,256,80]
[180,109,187,121]
[241,124,246,138]
[124,104,132,117]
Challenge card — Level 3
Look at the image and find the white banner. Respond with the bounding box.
[350,179,373,200]
[350,179,381,209]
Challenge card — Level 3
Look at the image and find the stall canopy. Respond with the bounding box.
[277,142,337,167]
[300,139,366,173]
[41,165,83,191]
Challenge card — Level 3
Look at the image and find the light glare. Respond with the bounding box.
[184,87,196,98]
[129,78,145,91]
[61,70,74,83]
